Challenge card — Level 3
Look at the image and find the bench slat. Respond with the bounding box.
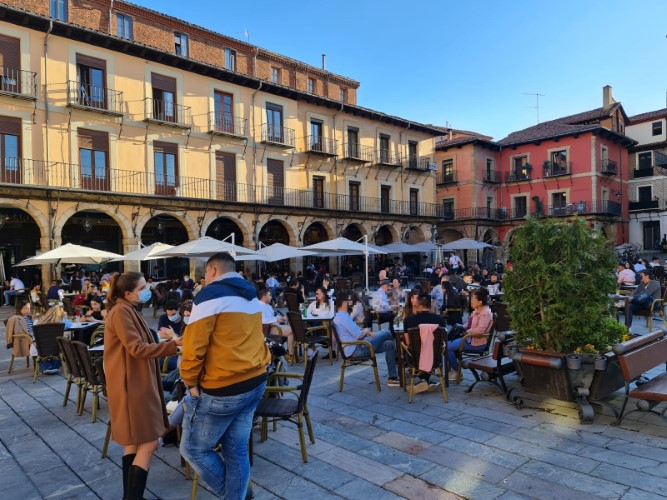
[630,372,667,402]
[618,337,667,381]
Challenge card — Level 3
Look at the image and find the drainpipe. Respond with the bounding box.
[44,20,53,250]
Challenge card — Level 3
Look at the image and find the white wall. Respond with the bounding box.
[626,119,666,145]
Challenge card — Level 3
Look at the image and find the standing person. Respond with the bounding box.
[180,253,271,500]
[448,252,463,273]
[104,272,181,500]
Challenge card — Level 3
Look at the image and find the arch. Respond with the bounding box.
[202,216,251,245]
[404,225,425,244]
[481,229,497,244]
[439,228,465,244]
[374,225,396,246]
[258,220,291,246]
[55,203,132,242]
[0,200,48,242]
[1,208,43,284]
[341,223,366,240]
[302,221,331,246]
[135,210,198,242]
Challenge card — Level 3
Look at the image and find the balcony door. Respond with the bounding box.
[214,91,233,133]
[151,73,176,122]
[215,151,237,201]
[347,127,359,158]
[349,182,360,211]
[266,103,283,142]
[154,141,178,195]
[379,134,390,163]
[76,54,106,110]
[313,176,324,208]
[78,128,109,191]
[0,116,20,183]
[267,158,284,205]
[381,185,391,213]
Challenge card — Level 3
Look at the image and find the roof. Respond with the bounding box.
[628,108,667,125]
[435,136,499,151]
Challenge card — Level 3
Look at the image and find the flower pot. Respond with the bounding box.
[513,350,572,402]
[588,352,624,402]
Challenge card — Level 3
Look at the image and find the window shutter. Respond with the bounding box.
[151,73,176,93]
[0,115,22,137]
[153,141,178,155]
[77,128,109,151]
[0,34,20,70]
[75,53,106,71]
[266,159,284,188]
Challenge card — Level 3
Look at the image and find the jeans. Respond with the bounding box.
[3,290,16,305]
[447,338,486,371]
[627,296,654,327]
[180,382,266,499]
[352,329,397,379]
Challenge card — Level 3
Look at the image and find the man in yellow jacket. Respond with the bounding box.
[180,252,270,500]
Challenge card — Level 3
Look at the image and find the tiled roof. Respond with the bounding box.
[628,108,667,124]
[435,136,499,151]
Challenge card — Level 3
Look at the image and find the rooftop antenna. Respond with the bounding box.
[522,92,545,124]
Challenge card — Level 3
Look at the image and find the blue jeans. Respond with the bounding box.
[180,382,266,499]
[352,329,397,379]
[447,338,486,371]
[4,290,16,305]
[627,296,654,327]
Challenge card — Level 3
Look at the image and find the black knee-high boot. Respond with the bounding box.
[122,454,136,500]
[126,465,148,500]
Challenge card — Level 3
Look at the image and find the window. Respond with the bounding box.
[307,78,315,94]
[225,48,236,71]
[638,186,652,202]
[267,159,285,206]
[653,121,663,136]
[213,91,234,133]
[346,127,359,158]
[638,152,653,170]
[486,158,493,181]
[310,119,323,151]
[151,73,177,122]
[441,159,454,182]
[0,34,21,94]
[552,192,567,213]
[381,185,391,213]
[443,199,454,219]
[550,149,568,174]
[512,156,530,180]
[50,0,67,21]
[266,103,283,142]
[514,196,527,218]
[0,116,21,183]
[379,134,390,163]
[313,176,325,208]
[339,88,347,103]
[117,13,133,40]
[349,181,360,211]
[643,221,661,251]
[174,33,188,57]
[486,197,493,218]
[153,142,178,195]
[408,141,418,168]
[271,67,280,84]
[76,54,106,110]
[409,189,419,215]
[215,151,237,201]
[78,129,109,191]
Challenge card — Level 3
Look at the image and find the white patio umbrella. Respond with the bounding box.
[441,238,493,251]
[15,243,122,266]
[302,236,386,290]
[152,236,257,259]
[380,242,417,254]
[237,243,317,262]
[409,241,438,252]
[110,242,175,262]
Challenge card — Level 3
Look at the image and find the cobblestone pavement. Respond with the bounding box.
[0,306,666,499]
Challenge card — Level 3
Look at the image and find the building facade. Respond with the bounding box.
[0,0,442,282]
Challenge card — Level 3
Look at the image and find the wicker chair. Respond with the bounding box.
[286,311,331,365]
[4,319,32,374]
[32,323,65,382]
[331,323,381,392]
[89,325,105,346]
[57,336,85,410]
[401,327,448,403]
[253,353,318,463]
[95,356,112,459]
[454,313,497,383]
[71,340,105,422]
[283,292,299,313]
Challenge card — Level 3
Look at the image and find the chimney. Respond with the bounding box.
[602,85,614,107]
[321,53,326,71]
[448,128,453,140]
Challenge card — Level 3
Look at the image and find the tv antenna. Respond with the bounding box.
[522,92,545,123]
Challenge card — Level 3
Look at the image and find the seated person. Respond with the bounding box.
[446,288,493,380]
[480,268,491,287]
[258,289,294,358]
[84,298,107,323]
[157,300,186,337]
[307,287,333,317]
[371,280,397,334]
[487,272,502,294]
[99,278,110,294]
[617,262,637,287]
[333,291,399,387]
[321,275,334,295]
[4,274,25,306]
[29,284,42,307]
[46,280,61,301]
[286,280,305,304]
[5,299,33,369]
[389,278,403,307]
[193,277,205,297]
[181,274,194,290]
[403,292,445,395]
[626,270,661,328]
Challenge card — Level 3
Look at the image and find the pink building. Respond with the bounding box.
[435,86,636,264]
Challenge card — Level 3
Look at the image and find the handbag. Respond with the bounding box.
[448,324,466,342]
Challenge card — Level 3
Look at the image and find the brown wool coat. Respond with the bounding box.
[104,299,177,446]
[5,315,31,357]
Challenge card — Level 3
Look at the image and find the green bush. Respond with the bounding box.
[503,216,617,353]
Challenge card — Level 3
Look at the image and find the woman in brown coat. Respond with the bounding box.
[5,298,32,366]
[104,272,181,500]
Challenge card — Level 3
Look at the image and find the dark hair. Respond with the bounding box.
[106,272,144,310]
[206,252,236,271]
[180,300,193,315]
[315,287,328,306]
[181,289,194,302]
[470,287,489,306]
[335,290,354,309]
[164,299,179,311]
[258,289,271,300]
[472,274,482,283]
[15,298,30,314]
[416,293,431,308]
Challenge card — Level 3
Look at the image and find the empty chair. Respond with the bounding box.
[286,311,331,365]
[57,336,85,410]
[283,292,299,313]
[71,340,105,422]
[462,332,516,397]
[32,323,65,382]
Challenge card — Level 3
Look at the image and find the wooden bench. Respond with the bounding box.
[461,331,515,398]
[612,329,667,425]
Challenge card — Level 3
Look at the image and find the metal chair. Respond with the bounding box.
[32,323,65,382]
[71,340,105,422]
[56,336,85,410]
[331,323,381,392]
[401,327,448,403]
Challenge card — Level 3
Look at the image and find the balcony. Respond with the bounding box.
[633,167,655,179]
[208,112,247,139]
[437,172,456,185]
[143,98,191,129]
[66,81,123,116]
[260,124,296,148]
[600,159,617,175]
[629,200,659,211]
[375,149,403,167]
[506,171,531,183]
[543,161,571,178]
[305,135,337,156]
[342,143,373,162]
[0,67,37,100]
[484,170,500,183]
[406,155,431,172]
[441,201,623,221]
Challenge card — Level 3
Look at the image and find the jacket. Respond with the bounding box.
[180,272,271,390]
[104,299,177,446]
[5,315,31,357]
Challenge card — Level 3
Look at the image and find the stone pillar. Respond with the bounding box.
[39,237,54,285]
[122,238,140,273]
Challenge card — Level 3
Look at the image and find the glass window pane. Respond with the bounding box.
[94,150,106,179]
[80,148,92,177]
[4,135,18,168]
[165,154,176,183]
[154,152,164,183]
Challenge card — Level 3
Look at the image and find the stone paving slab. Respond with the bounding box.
[0,307,666,498]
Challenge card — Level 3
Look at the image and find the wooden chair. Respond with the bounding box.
[401,327,448,403]
[71,340,105,422]
[32,323,65,382]
[5,318,32,374]
[331,323,381,392]
[632,287,667,330]
[57,336,85,410]
[462,331,516,397]
[253,353,318,463]
[286,311,331,365]
[95,356,112,459]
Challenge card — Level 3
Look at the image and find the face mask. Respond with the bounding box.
[136,288,152,304]
[168,313,180,323]
[183,316,190,325]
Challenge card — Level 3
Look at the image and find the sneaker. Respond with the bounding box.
[43,369,59,375]
[410,380,429,395]
[321,351,337,360]
[427,381,441,392]
[387,377,400,387]
[447,371,459,381]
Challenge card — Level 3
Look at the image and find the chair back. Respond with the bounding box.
[94,356,106,389]
[490,302,511,331]
[71,280,82,293]
[330,323,349,360]
[89,325,105,346]
[57,336,84,378]
[71,340,101,386]
[286,311,308,343]
[405,326,446,371]
[33,323,66,357]
[284,292,299,312]
[654,265,665,279]
[335,278,350,292]
[297,353,318,412]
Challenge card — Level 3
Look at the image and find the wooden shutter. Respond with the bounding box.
[266,159,284,188]
[77,128,108,151]
[0,116,22,137]
[151,73,176,93]
[0,34,20,70]
[215,152,236,182]
[153,141,178,155]
[75,53,106,71]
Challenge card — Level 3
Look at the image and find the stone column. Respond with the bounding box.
[121,238,140,273]
[39,236,54,285]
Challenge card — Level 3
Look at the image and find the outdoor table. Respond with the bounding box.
[609,293,632,325]
[66,321,98,343]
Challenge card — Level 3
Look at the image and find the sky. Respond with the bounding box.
[134,0,667,140]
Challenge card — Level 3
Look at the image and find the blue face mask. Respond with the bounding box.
[183,316,190,325]
[136,288,152,303]
[168,313,180,323]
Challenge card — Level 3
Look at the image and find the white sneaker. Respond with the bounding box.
[427,381,441,392]
[410,380,429,395]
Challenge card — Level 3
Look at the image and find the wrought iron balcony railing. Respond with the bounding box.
[484,170,500,183]
[543,161,571,177]
[305,135,337,155]
[342,143,373,162]
[208,112,247,138]
[0,67,37,99]
[376,149,403,167]
[67,81,124,116]
[600,159,617,175]
[260,124,296,147]
[441,201,623,221]
[629,200,659,210]
[506,171,531,183]
[406,155,431,171]
[437,172,456,185]
[633,167,655,179]
[144,98,191,128]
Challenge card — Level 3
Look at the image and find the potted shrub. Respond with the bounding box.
[503,216,627,422]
